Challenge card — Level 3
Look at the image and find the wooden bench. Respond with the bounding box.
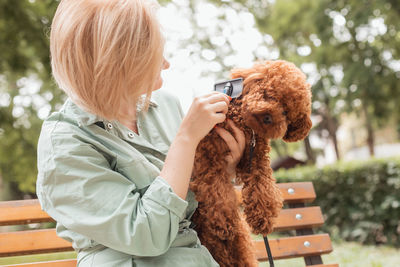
[0,182,338,266]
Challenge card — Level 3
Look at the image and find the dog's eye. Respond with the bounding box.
[263,114,273,124]
[282,111,288,116]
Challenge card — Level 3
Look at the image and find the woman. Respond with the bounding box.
[36,0,245,266]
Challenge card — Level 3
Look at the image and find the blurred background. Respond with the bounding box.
[0,0,399,266]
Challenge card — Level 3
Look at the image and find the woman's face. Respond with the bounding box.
[153,57,170,91]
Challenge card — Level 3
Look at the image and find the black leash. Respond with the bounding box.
[263,235,274,267]
[247,129,274,266]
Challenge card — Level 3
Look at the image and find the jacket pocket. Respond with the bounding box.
[115,157,160,191]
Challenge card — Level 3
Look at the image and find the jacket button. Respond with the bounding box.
[128,132,134,138]
[107,123,113,129]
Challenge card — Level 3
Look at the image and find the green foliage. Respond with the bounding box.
[269,139,302,161]
[227,0,400,157]
[0,251,76,266]
[275,157,400,246]
[1,0,400,196]
[0,0,60,196]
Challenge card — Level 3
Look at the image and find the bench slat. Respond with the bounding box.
[1,227,332,261]
[235,182,316,205]
[254,234,333,261]
[0,200,53,226]
[273,206,324,231]
[0,203,324,233]
[1,258,340,267]
[0,229,74,257]
[1,182,317,226]
[278,182,316,203]
[3,259,77,267]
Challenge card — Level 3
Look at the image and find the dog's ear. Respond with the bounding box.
[230,68,255,81]
[283,114,312,142]
[230,61,268,80]
[230,68,265,96]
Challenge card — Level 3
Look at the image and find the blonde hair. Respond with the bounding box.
[50,0,165,121]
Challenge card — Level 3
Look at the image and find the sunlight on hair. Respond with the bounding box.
[50,0,165,122]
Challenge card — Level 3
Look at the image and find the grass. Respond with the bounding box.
[259,240,400,267]
[1,241,399,266]
[0,251,77,265]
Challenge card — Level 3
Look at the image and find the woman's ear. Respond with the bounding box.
[283,114,312,142]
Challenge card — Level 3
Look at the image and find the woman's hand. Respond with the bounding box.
[161,92,230,199]
[178,92,230,144]
[215,119,246,181]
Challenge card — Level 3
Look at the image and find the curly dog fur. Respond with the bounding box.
[189,60,312,267]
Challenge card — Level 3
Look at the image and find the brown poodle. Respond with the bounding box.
[189,60,312,267]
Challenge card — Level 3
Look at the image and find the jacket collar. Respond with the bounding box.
[63,95,158,127]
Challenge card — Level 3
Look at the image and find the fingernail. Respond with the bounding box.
[228,96,232,101]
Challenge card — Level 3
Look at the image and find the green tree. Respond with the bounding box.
[0,0,181,197]
[180,0,313,162]
[0,0,60,198]
[224,0,400,157]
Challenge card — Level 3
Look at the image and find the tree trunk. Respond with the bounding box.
[366,121,375,156]
[303,136,316,164]
[363,105,375,156]
[330,130,340,160]
[324,110,340,161]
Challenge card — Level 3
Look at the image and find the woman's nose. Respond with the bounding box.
[162,58,170,70]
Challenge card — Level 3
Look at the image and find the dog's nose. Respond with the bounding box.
[263,114,273,124]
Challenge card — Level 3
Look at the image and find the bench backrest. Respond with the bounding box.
[0,182,338,266]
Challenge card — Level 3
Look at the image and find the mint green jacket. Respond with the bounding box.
[36,90,219,267]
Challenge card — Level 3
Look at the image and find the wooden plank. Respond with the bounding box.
[0,229,74,257]
[235,182,316,205]
[254,234,333,261]
[273,207,324,231]
[3,259,77,267]
[279,182,316,204]
[0,182,317,226]
[0,259,340,267]
[288,202,323,265]
[1,232,334,263]
[0,200,53,226]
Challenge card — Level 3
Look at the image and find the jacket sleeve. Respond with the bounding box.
[36,126,188,256]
